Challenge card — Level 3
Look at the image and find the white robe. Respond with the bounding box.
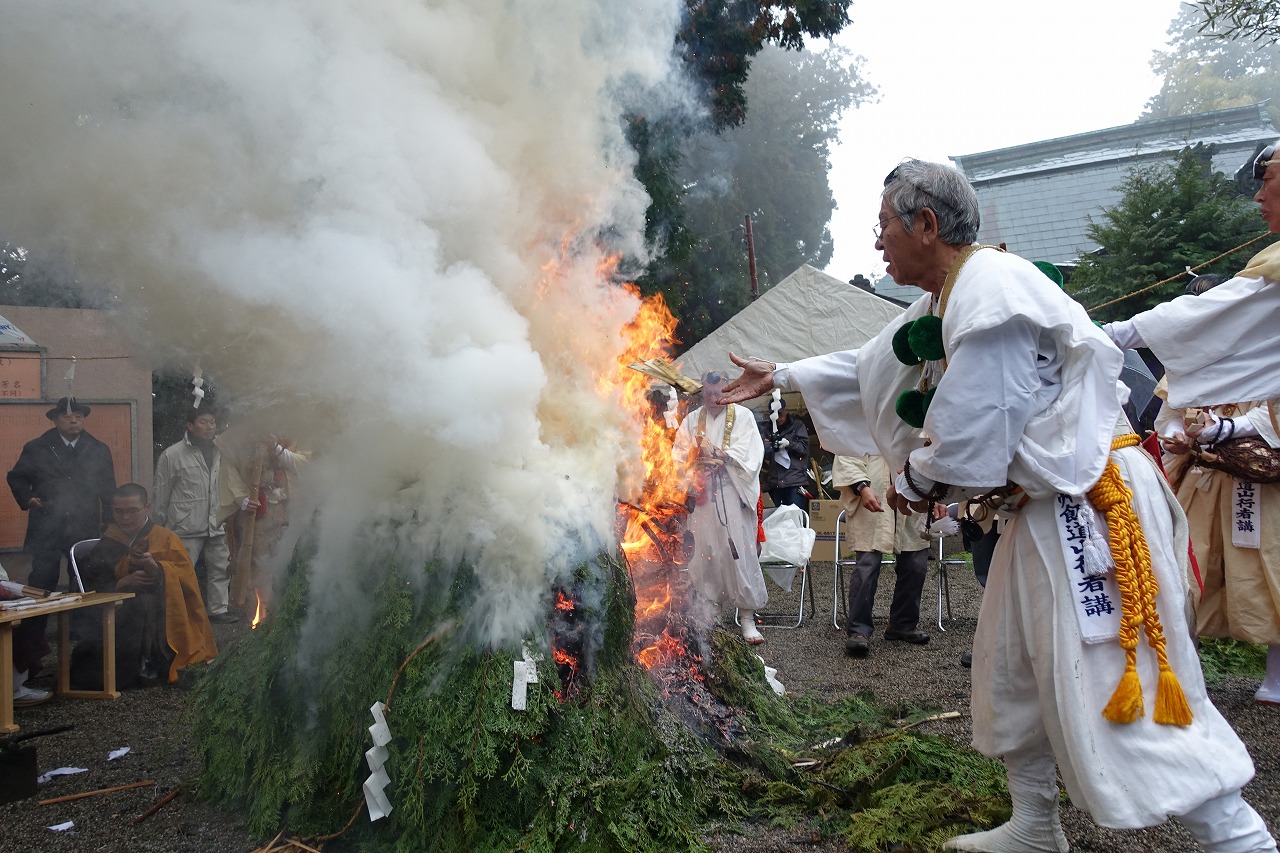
[672,404,767,610]
[777,247,1256,828]
[1132,274,1280,409]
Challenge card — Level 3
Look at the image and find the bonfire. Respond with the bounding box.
[190,289,1010,853]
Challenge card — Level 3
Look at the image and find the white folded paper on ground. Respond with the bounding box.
[37,767,88,785]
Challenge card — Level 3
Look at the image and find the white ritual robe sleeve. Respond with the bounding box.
[782,296,928,470]
[1153,400,1186,440]
[1131,275,1280,408]
[722,405,764,508]
[1247,401,1280,449]
[909,317,1044,491]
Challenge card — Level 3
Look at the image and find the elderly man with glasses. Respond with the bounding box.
[720,159,1275,851]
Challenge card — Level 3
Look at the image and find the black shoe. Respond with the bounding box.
[209,610,240,624]
[844,634,870,658]
[960,651,972,668]
[884,629,930,645]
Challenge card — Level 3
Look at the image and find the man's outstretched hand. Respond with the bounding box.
[720,352,775,404]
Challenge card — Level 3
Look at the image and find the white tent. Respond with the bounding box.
[676,264,903,406]
[0,313,36,346]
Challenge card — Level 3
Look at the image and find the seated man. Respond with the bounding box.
[71,483,217,689]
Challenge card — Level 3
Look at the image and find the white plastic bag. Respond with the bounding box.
[758,504,816,591]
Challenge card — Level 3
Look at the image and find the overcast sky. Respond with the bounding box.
[823,0,1188,282]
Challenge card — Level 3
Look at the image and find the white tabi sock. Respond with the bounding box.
[944,745,1068,853]
[1255,645,1280,704]
[739,610,763,644]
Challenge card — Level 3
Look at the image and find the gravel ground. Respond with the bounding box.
[3,556,1277,852]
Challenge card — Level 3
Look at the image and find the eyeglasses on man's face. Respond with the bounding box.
[873,214,900,240]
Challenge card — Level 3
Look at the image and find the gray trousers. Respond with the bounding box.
[845,548,927,637]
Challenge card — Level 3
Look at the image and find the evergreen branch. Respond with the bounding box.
[1086,231,1272,313]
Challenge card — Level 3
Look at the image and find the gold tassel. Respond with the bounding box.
[1154,666,1194,726]
[1089,434,1193,727]
[1102,656,1144,724]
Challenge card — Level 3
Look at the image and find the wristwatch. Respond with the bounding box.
[851,480,871,495]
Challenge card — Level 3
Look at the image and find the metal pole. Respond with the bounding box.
[744,214,759,301]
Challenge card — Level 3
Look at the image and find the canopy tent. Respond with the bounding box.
[676,264,904,411]
[0,313,36,346]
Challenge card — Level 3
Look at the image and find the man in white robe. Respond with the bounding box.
[722,158,1275,851]
[673,372,768,644]
[1105,139,1280,409]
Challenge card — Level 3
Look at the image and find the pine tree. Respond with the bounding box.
[1067,145,1264,322]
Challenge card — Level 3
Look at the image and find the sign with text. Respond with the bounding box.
[0,353,41,400]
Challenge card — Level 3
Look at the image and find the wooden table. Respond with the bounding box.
[0,591,135,733]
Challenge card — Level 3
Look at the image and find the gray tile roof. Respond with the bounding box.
[950,103,1276,265]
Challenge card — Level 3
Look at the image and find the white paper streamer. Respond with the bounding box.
[363,702,393,821]
[108,747,130,761]
[47,821,75,832]
[37,767,88,785]
[511,643,540,711]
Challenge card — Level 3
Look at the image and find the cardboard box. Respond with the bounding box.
[806,499,845,562]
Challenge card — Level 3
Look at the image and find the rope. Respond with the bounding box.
[1086,434,1193,727]
[1085,232,1272,314]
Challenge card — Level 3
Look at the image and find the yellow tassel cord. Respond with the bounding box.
[1085,434,1194,727]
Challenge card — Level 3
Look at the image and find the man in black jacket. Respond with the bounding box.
[758,398,810,511]
[7,397,117,593]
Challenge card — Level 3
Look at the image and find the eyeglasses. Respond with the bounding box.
[1255,143,1277,180]
[873,214,900,240]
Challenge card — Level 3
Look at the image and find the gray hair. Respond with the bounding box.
[882,159,980,245]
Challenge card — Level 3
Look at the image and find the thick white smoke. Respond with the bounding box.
[0,1,686,647]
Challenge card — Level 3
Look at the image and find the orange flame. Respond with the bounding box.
[251,593,263,629]
[604,284,698,672]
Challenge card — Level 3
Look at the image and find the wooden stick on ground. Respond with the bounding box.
[132,787,181,824]
[38,779,155,806]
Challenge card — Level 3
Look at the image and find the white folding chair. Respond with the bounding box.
[737,506,817,629]
[68,538,100,593]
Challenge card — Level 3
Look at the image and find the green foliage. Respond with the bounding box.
[1196,0,1280,44]
[1147,4,1280,127]
[1197,636,1267,685]
[678,1,852,128]
[1065,145,1264,321]
[193,543,1009,852]
[641,42,875,345]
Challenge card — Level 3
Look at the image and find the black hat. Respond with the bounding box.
[45,397,90,420]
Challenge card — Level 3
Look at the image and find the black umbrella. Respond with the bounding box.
[1120,348,1159,433]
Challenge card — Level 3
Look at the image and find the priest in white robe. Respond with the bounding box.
[1105,139,1280,409]
[672,372,768,645]
[722,158,1275,852]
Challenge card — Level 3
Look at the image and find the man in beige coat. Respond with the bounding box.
[833,453,931,657]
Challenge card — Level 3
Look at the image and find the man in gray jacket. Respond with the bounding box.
[152,408,236,623]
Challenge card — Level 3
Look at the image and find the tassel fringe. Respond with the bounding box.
[1154,667,1194,726]
[1102,662,1144,724]
[1088,434,1194,728]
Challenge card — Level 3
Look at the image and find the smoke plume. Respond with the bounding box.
[0,1,686,648]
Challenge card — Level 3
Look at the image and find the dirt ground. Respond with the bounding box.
[3,556,1277,852]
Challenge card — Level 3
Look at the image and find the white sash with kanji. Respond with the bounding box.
[1232,479,1261,550]
[1055,493,1122,644]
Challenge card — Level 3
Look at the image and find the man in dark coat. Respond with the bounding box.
[758,398,810,511]
[7,397,117,592]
